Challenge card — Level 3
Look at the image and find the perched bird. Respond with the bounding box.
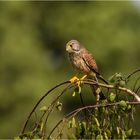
[66,40,107,100]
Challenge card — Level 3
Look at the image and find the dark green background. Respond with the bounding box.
[0,1,140,138]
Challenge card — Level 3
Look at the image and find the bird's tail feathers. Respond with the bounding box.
[98,75,108,84]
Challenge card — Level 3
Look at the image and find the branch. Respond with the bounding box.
[82,79,140,102]
[41,83,74,138]
[127,69,140,79]
[21,73,140,138]
[21,81,70,135]
[48,101,140,138]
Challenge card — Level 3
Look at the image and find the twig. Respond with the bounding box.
[79,92,88,120]
[21,71,140,138]
[127,69,140,79]
[48,101,140,138]
[135,86,140,94]
[42,83,74,139]
[133,77,140,92]
[21,81,70,135]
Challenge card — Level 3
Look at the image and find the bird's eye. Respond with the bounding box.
[70,44,72,47]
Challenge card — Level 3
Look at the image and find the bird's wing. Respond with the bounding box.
[81,48,99,75]
[81,48,108,84]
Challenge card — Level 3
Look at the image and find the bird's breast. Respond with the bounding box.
[69,53,90,74]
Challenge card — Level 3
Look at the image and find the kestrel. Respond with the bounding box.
[66,40,107,100]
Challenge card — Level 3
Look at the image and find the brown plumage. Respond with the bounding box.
[66,40,106,100]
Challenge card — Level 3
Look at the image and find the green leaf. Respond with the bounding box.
[40,121,44,131]
[81,121,86,131]
[14,137,21,140]
[119,80,126,87]
[104,132,108,140]
[116,127,120,135]
[106,129,111,138]
[121,129,127,139]
[78,85,81,94]
[96,134,103,140]
[68,120,72,129]
[108,75,115,83]
[110,92,116,102]
[105,109,109,115]
[103,119,106,126]
[72,85,82,97]
[67,133,76,139]
[72,117,76,128]
[96,88,101,94]
[126,128,132,137]
[94,117,100,127]
[108,73,123,85]
[127,104,131,110]
[56,101,62,111]
[39,106,47,112]
[115,73,122,79]
[68,117,76,128]
[119,100,127,108]
[72,91,76,97]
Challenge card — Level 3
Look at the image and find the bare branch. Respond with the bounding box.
[21,81,70,135]
[41,83,74,138]
[82,79,140,102]
[127,69,140,79]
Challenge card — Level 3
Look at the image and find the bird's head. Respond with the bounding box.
[66,40,81,53]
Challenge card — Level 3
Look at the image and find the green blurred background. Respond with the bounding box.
[0,1,140,138]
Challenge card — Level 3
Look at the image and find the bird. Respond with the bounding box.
[66,40,107,100]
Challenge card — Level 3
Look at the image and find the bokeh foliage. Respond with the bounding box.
[0,1,140,138]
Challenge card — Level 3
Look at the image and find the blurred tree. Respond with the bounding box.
[0,1,140,138]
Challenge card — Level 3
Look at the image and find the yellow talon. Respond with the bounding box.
[69,75,87,86]
[80,75,87,80]
[70,76,79,83]
[77,80,81,87]
[70,76,81,86]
